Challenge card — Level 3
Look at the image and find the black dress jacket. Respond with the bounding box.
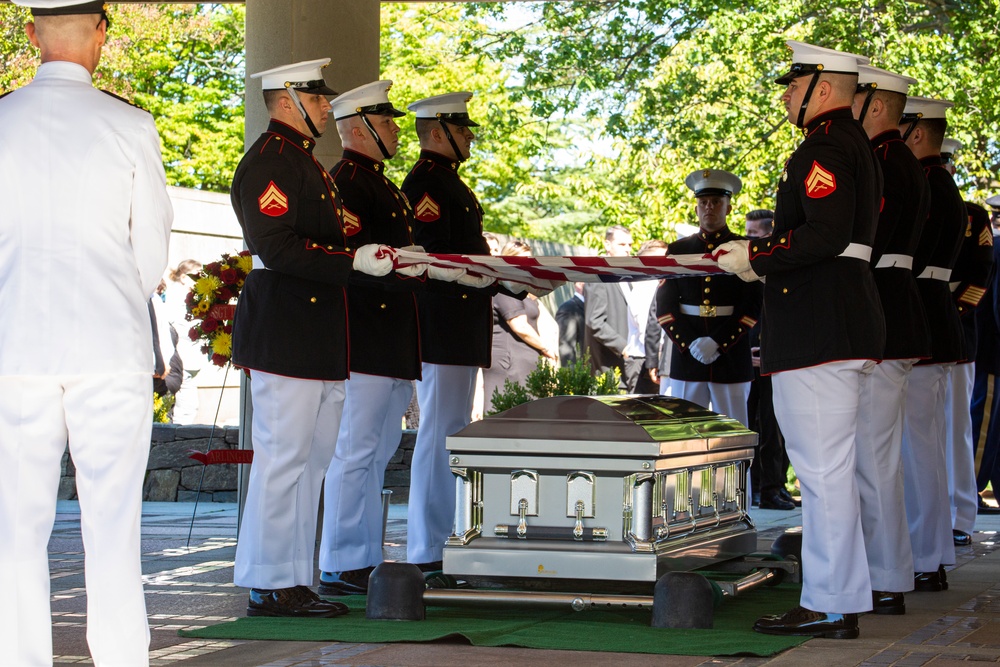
[402,150,493,368]
[913,155,967,365]
[869,130,932,360]
[953,201,994,362]
[331,149,423,380]
[748,107,885,375]
[656,227,761,383]
[231,120,354,380]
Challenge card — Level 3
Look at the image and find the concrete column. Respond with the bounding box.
[238,0,381,528]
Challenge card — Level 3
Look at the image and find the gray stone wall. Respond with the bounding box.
[58,425,416,503]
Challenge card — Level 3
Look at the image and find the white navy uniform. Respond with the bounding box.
[0,53,172,667]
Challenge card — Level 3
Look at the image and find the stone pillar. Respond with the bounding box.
[238,0,381,529]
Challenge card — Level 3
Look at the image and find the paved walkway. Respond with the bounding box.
[46,499,1000,666]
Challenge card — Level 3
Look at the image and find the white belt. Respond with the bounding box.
[838,243,872,262]
[874,254,913,270]
[251,254,268,271]
[917,266,952,281]
[679,304,735,317]
[949,281,961,293]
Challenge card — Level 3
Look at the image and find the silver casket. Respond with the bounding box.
[443,395,757,585]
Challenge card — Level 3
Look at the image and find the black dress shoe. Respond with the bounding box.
[759,488,796,511]
[978,495,1000,515]
[247,586,350,618]
[871,590,905,615]
[914,570,944,592]
[317,566,375,596]
[953,530,972,546]
[938,564,949,590]
[413,560,444,573]
[778,488,802,507]
[753,606,859,639]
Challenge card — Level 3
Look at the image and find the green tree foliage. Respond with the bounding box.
[0,3,245,193]
[466,1,1000,242]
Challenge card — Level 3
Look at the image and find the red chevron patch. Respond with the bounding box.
[804,161,836,199]
[414,193,441,222]
[258,181,289,217]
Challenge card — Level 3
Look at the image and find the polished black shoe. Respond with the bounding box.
[871,590,905,615]
[778,488,802,507]
[978,494,1000,515]
[753,606,859,639]
[914,570,944,592]
[759,488,796,511]
[318,566,375,596]
[953,529,972,546]
[938,564,949,590]
[247,586,350,618]
[413,560,444,573]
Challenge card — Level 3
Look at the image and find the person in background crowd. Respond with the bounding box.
[163,259,204,423]
[556,282,586,367]
[585,225,633,387]
[0,2,173,663]
[975,194,1000,512]
[743,209,795,510]
[483,240,558,412]
[626,240,668,393]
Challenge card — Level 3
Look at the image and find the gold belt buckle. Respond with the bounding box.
[700,305,717,317]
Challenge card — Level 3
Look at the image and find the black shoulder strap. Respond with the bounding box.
[0,91,13,102]
[100,89,149,113]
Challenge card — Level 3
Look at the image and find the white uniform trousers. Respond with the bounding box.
[0,373,152,667]
[234,370,345,589]
[855,359,915,592]
[407,363,477,564]
[772,360,873,613]
[659,377,672,395]
[902,364,956,571]
[669,380,750,426]
[946,362,979,535]
[319,373,412,572]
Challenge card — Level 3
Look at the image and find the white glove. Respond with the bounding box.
[427,265,466,282]
[714,240,751,275]
[689,337,720,365]
[394,245,428,276]
[736,266,762,283]
[524,279,563,297]
[500,280,527,294]
[456,273,496,288]
[353,244,395,277]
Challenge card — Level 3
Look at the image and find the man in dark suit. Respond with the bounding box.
[556,282,585,366]
[585,225,633,387]
[972,194,1000,513]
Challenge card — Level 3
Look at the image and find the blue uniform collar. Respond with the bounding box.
[341,148,385,173]
[267,119,316,154]
[418,149,461,173]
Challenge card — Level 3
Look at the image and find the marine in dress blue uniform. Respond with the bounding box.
[939,140,994,546]
[230,59,400,618]
[317,81,425,595]
[655,169,759,425]
[977,195,1000,508]
[1,2,172,664]
[896,97,968,593]
[402,92,496,568]
[717,41,885,639]
[850,64,929,615]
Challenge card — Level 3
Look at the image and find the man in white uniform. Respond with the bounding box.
[0,2,173,664]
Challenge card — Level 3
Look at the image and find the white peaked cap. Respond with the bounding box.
[407,92,479,127]
[940,138,962,156]
[251,58,337,95]
[856,64,917,95]
[775,40,870,84]
[331,80,405,120]
[901,96,953,121]
[685,169,742,198]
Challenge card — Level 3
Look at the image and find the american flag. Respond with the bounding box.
[392,249,724,290]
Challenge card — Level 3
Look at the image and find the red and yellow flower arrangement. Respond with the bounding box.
[186,250,252,367]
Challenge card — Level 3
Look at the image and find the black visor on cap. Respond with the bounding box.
[899,112,922,123]
[363,102,406,118]
[437,112,479,128]
[289,79,338,96]
[696,188,732,198]
[775,62,823,85]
